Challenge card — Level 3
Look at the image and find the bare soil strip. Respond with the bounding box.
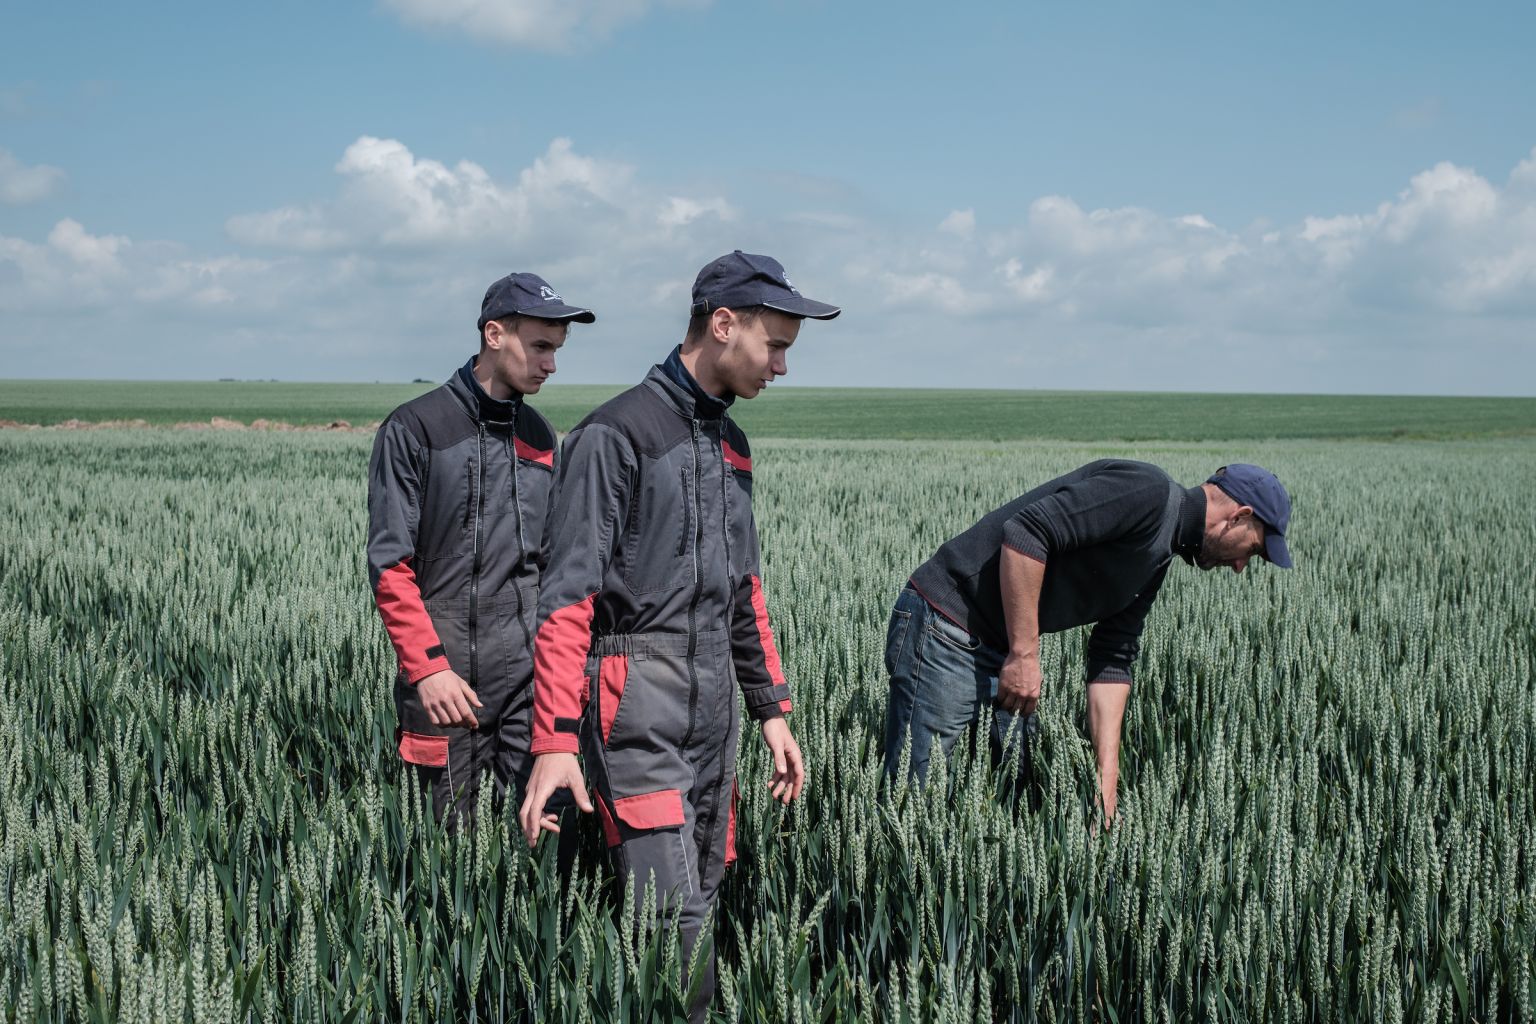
[0,417,379,433]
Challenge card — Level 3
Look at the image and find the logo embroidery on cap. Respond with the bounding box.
[781,273,800,295]
[539,285,562,302]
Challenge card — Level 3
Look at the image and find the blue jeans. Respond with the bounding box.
[882,585,1033,782]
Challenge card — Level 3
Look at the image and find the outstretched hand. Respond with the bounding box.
[761,717,805,804]
[518,752,594,847]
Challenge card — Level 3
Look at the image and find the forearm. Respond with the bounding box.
[999,546,1045,657]
[1085,682,1130,820]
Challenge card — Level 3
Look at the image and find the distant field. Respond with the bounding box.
[2,378,1535,440]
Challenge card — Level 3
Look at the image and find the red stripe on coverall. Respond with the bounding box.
[599,655,628,744]
[722,441,752,472]
[725,779,739,865]
[530,594,597,755]
[374,559,450,683]
[749,575,792,712]
[514,437,554,466]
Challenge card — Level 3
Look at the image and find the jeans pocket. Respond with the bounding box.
[884,609,913,675]
[925,614,982,654]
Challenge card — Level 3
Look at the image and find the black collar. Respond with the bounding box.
[452,356,521,424]
[1173,485,1206,562]
[660,345,732,420]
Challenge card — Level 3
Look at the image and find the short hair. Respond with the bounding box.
[684,304,770,346]
[479,314,525,345]
[482,314,570,346]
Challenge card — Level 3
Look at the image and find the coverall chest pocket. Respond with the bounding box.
[725,465,754,576]
[622,454,697,595]
[415,453,471,561]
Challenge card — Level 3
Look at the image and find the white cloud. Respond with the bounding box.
[47,218,126,270]
[0,148,65,204]
[380,0,710,51]
[938,209,975,238]
[7,140,1536,393]
[659,196,735,228]
[228,136,651,251]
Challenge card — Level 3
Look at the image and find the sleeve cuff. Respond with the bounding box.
[743,685,792,720]
[405,655,451,685]
[1001,520,1049,563]
[1087,668,1133,686]
[531,736,580,755]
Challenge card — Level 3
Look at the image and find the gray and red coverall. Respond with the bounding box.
[367,358,557,824]
[531,358,793,1004]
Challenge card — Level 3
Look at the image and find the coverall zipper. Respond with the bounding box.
[697,420,734,878]
[468,423,486,688]
[680,418,704,750]
[508,408,534,654]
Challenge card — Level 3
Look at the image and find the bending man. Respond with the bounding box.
[885,460,1292,819]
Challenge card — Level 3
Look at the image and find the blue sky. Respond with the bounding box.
[3,0,1534,393]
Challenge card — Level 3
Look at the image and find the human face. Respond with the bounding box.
[1196,510,1267,573]
[484,317,568,396]
[716,309,801,399]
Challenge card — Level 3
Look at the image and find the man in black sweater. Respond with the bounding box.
[885,460,1292,819]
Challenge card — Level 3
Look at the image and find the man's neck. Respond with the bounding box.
[678,345,730,400]
[472,355,513,402]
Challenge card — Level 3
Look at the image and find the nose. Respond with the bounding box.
[545,354,558,376]
[1231,558,1249,574]
[772,353,788,378]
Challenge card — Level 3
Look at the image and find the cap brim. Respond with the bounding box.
[1263,532,1293,569]
[519,302,597,324]
[761,296,841,321]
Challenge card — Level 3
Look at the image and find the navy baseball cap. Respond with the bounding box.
[690,251,841,320]
[477,272,596,331]
[1207,464,1293,568]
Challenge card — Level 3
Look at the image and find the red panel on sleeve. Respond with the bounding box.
[374,559,449,683]
[531,594,597,754]
[748,575,787,688]
[613,789,685,831]
[598,654,628,745]
[722,441,752,473]
[514,437,554,467]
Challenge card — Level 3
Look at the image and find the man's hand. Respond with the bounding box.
[996,651,1043,716]
[761,717,805,805]
[416,669,482,728]
[518,752,594,847]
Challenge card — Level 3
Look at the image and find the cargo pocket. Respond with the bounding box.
[397,729,449,767]
[613,788,685,831]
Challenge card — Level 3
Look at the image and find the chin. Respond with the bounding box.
[521,380,543,394]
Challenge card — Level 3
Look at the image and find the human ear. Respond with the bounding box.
[711,308,734,345]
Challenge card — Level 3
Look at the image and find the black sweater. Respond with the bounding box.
[907,460,1205,685]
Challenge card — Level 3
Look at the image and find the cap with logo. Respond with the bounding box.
[1206,464,1293,568]
[478,272,596,331]
[690,251,841,321]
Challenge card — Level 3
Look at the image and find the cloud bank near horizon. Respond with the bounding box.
[2,136,1534,394]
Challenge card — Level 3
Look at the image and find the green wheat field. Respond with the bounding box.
[2,385,1534,1021]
